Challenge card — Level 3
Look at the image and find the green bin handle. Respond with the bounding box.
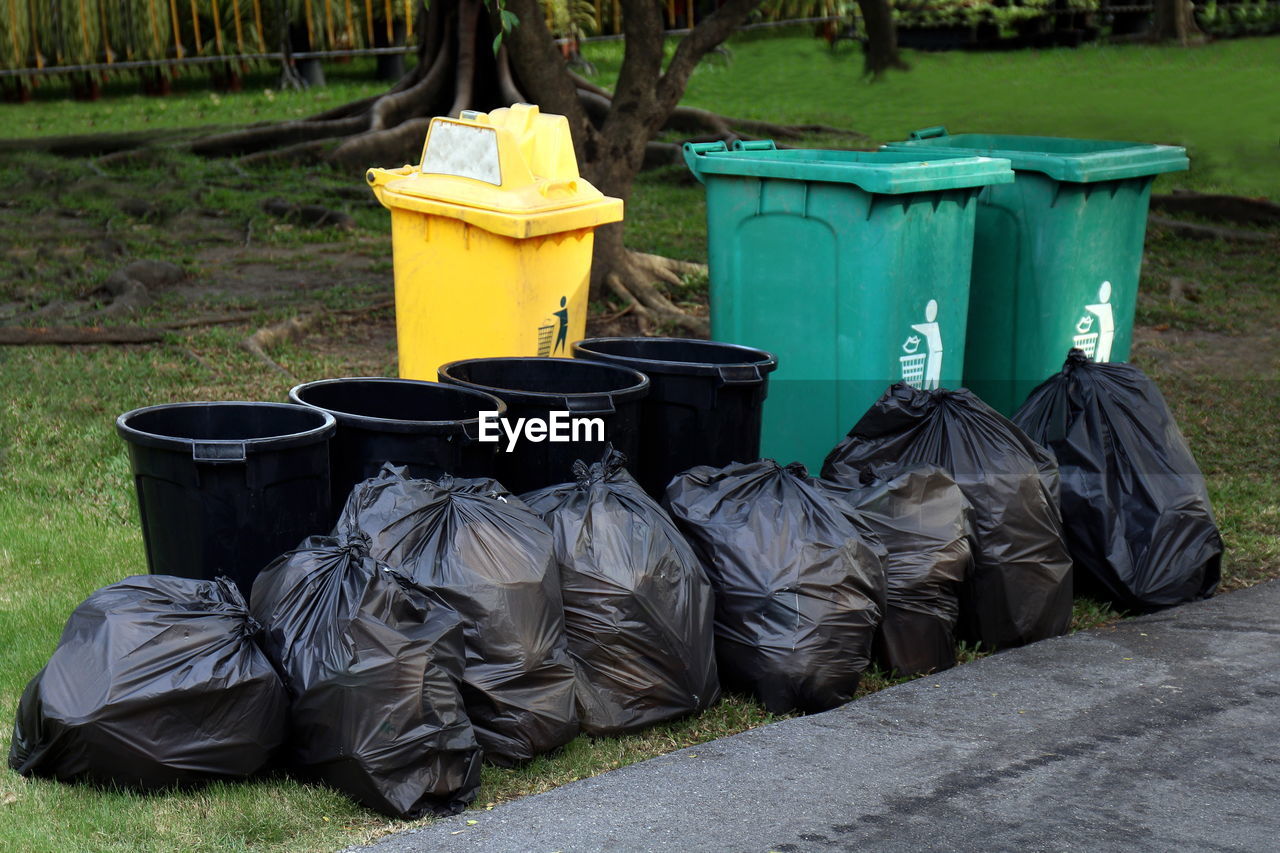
[683,140,780,183]
[683,141,728,184]
[908,126,949,140]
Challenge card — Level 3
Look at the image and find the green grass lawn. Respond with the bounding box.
[1,30,1278,852]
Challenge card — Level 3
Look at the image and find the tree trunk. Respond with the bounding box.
[856,0,908,78]
[183,0,866,334]
[1152,0,1206,44]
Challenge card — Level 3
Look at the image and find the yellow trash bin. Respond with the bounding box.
[367,103,624,380]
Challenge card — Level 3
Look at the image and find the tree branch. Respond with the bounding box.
[657,0,761,113]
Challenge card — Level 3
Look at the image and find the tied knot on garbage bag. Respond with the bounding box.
[1014,351,1222,612]
[337,464,578,766]
[1064,346,1093,368]
[823,383,1074,652]
[9,575,289,791]
[570,445,629,489]
[523,448,720,736]
[335,525,373,560]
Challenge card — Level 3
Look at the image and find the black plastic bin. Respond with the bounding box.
[116,402,336,596]
[437,357,649,494]
[289,377,507,516]
[573,337,777,497]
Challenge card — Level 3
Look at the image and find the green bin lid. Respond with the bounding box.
[683,140,1014,195]
[883,127,1189,183]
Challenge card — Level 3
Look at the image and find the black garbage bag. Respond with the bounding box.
[250,530,482,819]
[818,465,973,677]
[9,575,287,789]
[337,466,578,766]
[1014,350,1222,611]
[822,384,1073,651]
[522,449,720,736]
[663,460,885,714]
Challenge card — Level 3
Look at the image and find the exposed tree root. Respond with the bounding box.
[239,139,337,168]
[242,315,316,379]
[182,346,222,375]
[330,117,432,171]
[664,104,862,141]
[1151,192,1280,226]
[0,326,165,345]
[601,248,710,337]
[1149,215,1275,243]
[262,198,356,229]
[190,115,370,158]
[174,0,863,335]
[0,127,205,157]
[0,300,388,348]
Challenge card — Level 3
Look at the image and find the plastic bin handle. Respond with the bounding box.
[908,126,949,140]
[682,141,728,184]
[365,164,415,190]
[716,365,763,386]
[564,395,616,417]
[731,140,778,152]
[192,442,247,463]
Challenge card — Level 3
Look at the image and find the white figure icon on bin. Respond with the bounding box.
[1073,281,1115,361]
[900,299,943,389]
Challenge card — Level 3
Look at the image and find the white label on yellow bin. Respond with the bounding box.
[422,121,501,185]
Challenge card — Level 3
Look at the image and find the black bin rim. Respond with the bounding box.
[438,357,650,407]
[572,336,778,378]
[288,376,507,434]
[117,401,336,456]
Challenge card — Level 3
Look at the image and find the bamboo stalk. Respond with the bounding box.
[383,0,391,44]
[189,0,203,53]
[169,0,182,57]
[343,0,354,47]
[147,0,162,58]
[78,0,91,63]
[10,0,23,66]
[363,0,373,44]
[402,0,410,36]
[99,0,111,63]
[211,0,224,53]
[232,0,244,52]
[323,0,335,48]
[251,0,263,49]
[304,0,314,47]
[29,0,42,68]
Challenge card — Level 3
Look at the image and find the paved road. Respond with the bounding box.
[359,581,1280,853]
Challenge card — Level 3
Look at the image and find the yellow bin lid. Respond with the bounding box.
[367,103,624,239]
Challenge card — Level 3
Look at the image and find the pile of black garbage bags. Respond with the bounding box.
[9,351,1221,817]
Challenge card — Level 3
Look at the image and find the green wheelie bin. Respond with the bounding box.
[684,140,1013,471]
[883,128,1189,414]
